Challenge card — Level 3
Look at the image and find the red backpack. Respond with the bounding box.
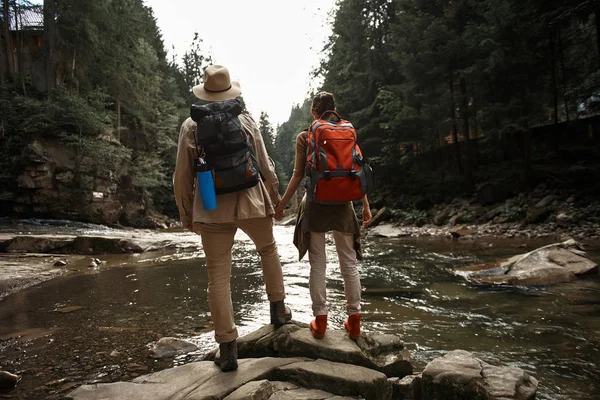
[305,111,374,204]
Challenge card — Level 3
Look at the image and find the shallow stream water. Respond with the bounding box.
[0,223,599,399]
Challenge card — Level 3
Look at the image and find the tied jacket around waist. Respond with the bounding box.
[173,113,280,230]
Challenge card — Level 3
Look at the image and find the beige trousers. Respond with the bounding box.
[308,231,361,317]
[197,217,285,343]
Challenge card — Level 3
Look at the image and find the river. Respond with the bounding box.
[0,223,599,399]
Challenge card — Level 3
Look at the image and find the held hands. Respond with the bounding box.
[274,200,286,221]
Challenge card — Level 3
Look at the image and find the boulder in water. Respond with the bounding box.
[148,337,198,359]
[421,350,537,400]
[455,239,598,285]
[0,370,21,389]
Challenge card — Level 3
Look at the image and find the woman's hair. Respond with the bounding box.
[311,91,336,117]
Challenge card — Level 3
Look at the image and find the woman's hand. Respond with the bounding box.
[362,206,372,228]
[274,201,286,221]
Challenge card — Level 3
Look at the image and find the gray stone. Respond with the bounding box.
[0,371,21,389]
[287,327,378,369]
[356,333,404,358]
[68,358,305,400]
[482,205,504,222]
[556,212,571,227]
[369,224,406,238]
[433,208,451,226]
[53,260,68,267]
[148,337,199,359]
[379,349,413,378]
[1,235,74,253]
[210,322,408,374]
[0,234,151,255]
[449,225,474,239]
[421,350,537,400]
[224,379,273,400]
[525,207,552,224]
[269,381,357,399]
[274,359,392,400]
[448,212,464,227]
[455,239,598,285]
[389,375,421,400]
[535,194,554,208]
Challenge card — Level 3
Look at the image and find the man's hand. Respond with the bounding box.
[274,201,285,221]
[362,206,372,228]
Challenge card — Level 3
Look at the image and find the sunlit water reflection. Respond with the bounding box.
[0,224,598,399]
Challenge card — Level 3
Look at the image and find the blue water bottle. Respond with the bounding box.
[195,157,217,211]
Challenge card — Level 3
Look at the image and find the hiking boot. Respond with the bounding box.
[344,314,361,340]
[309,315,327,339]
[270,300,292,327]
[217,340,238,372]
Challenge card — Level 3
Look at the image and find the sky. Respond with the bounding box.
[143,0,337,127]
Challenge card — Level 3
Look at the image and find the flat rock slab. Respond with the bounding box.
[209,322,410,378]
[0,234,145,255]
[421,350,538,400]
[274,359,391,400]
[68,358,304,400]
[68,358,392,400]
[455,239,598,285]
[225,380,357,400]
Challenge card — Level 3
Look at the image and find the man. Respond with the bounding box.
[173,65,291,372]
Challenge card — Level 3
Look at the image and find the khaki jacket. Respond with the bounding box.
[173,113,279,228]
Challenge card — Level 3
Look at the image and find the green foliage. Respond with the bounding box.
[394,209,430,226]
[274,99,313,185]
[258,111,287,191]
[276,0,600,205]
[0,0,213,222]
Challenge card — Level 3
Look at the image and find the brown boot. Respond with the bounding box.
[344,314,361,340]
[216,340,238,372]
[309,315,327,339]
[270,301,292,327]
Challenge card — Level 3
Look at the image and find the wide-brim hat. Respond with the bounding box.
[193,65,242,101]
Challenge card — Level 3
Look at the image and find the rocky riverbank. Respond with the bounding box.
[68,321,538,400]
[366,183,600,245]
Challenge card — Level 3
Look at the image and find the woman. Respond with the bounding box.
[275,91,371,340]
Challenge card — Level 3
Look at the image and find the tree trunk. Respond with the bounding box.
[2,0,13,78]
[14,2,25,95]
[449,70,463,174]
[116,95,121,140]
[459,76,473,192]
[522,129,533,185]
[595,2,600,67]
[0,8,5,85]
[558,27,569,121]
[550,29,559,124]
[43,0,57,96]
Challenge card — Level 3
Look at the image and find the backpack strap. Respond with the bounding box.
[192,124,203,160]
[319,110,341,121]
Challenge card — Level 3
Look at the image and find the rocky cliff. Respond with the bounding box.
[4,139,168,228]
